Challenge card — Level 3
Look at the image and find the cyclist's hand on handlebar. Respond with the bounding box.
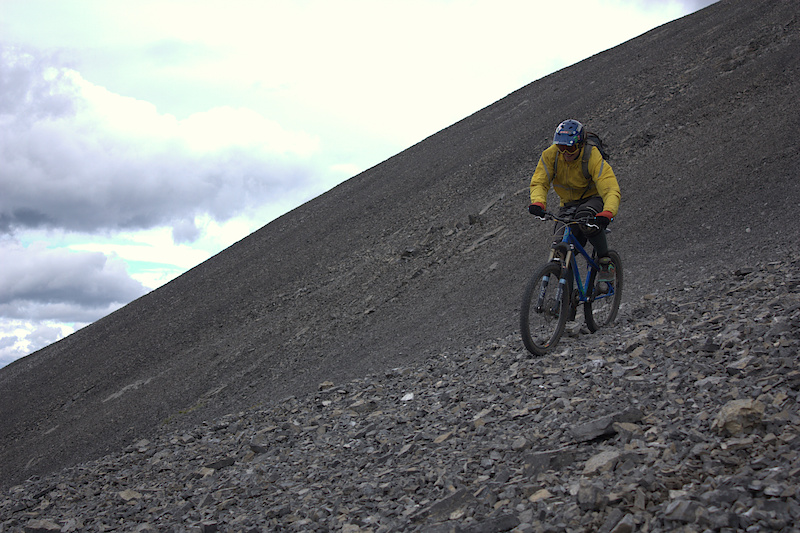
[528,203,546,218]
[593,211,614,229]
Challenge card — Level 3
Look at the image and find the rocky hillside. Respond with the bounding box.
[1,0,799,505]
[2,257,798,531]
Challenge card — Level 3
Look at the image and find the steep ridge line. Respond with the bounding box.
[1,0,799,490]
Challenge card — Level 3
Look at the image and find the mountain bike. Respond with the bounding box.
[520,210,623,356]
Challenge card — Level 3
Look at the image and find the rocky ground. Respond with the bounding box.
[2,254,798,532]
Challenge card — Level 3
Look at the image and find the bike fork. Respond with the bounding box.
[537,253,571,316]
[554,250,573,315]
[535,274,550,313]
[553,278,567,315]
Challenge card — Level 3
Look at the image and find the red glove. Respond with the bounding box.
[528,203,546,217]
[594,211,614,228]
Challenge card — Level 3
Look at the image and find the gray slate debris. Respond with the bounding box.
[2,256,798,532]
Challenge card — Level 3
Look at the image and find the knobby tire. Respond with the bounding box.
[585,250,623,332]
[520,262,569,356]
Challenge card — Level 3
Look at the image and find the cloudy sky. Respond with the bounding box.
[0,0,717,367]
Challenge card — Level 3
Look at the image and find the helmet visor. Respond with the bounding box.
[556,144,580,154]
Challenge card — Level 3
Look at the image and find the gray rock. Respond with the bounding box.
[583,450,622,475]
[664,500,703,523]
[22,520,61,533]
[411,488,475,523]
[577,481,609,512]
[522,447,576,475]
[609,513,636,533]
[712,399,766,435]
[570,408,644,442]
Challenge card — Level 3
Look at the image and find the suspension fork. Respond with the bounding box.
[535,274,550,313]
[553,249,573,313]
[536,249,572,314]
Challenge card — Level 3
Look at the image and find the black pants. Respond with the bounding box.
[553,196,609,257]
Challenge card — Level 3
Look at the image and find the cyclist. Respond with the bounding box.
[528,119,621,280]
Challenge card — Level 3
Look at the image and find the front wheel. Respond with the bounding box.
[585,250,623,332]
[520,262,569,356]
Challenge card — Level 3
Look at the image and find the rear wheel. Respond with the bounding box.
[585,250,623,332]
[520,262,569,356]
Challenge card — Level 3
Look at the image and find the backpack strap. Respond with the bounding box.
[575,144,595,200]
[552,152,558,183]
[581,144,592,181]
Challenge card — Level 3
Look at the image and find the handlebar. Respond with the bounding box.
[534,211,600,230]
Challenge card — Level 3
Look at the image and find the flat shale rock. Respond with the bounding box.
[570,408,644,442]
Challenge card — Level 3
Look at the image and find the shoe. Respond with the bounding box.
[597,257,615,282]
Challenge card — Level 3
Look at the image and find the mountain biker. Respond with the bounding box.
[528,119,621,280]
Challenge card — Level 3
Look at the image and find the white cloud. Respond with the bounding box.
[67,227,214,285]
[0,319,76,368]
[176,107,319,155]
[0,47,323,236]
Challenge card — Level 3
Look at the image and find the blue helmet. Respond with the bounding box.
[553,119,585,147]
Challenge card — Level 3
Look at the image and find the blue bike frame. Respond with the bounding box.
[551,224,614,304]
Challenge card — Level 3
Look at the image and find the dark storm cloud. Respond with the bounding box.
[0,239,142,364]
[0,240,147,319]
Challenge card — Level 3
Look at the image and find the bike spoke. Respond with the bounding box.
[520,263,568,355]
[585,251,623,332]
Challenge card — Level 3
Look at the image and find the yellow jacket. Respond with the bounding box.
[529,144,621,217]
